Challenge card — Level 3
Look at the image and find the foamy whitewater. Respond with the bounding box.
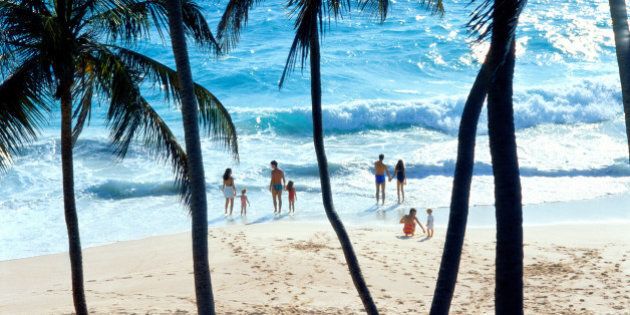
[1,0,629,260]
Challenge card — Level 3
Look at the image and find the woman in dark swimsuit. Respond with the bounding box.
[393,160,407,204]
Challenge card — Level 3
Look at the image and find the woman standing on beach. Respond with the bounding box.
[222,168,237,215]
[391,160,407,204]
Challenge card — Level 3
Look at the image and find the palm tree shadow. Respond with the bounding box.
[246,214,275,225]
[381,204,400,212]
[207,216,226,225]
[273,213,290,220]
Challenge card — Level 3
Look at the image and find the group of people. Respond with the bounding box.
[374,153,437,238]
[373,153,408,205]
[400,208,434,238]
[221,155,434,238]
[221,160,297,216]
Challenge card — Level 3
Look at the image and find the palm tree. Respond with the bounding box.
[0,1,237,313]
[165,0,233,313]
[217,0,381,312]
[609,0,630,163]
[430,0,526,312]
[430,62,490,314]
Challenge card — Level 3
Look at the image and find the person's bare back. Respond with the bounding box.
[374,161,387,175]
[271,168,284,186]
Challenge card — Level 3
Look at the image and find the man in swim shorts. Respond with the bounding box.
[374,154,391,205]
[269,160,286,214]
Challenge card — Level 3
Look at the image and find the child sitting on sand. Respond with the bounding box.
[287,181,297,214]
[240,189,251,216]
[400,208,426,237]
[426,208,434,237]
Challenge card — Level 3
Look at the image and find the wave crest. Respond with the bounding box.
[233,79,622,135]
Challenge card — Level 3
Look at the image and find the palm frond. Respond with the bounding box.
[87,0,218,51]
[0,56,50,171]
[467,0,526,42]
[0,0,49,54]
[279,0,321,88]
[82,44,193,203]
[216,0,259,52]
[71,71,95,144]
[109,45,238,159]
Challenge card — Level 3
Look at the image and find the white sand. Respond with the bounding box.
[1,222,629,314]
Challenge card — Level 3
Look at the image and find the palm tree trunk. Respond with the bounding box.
[487,40,524,314]
[309,16,379,315]
[609,0,630,163]
[166,1,215,314]
[430,62,490,315]
[60,85,88,315]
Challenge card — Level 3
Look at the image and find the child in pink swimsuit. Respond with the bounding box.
[287,181,297,214]
[240,189,250,216]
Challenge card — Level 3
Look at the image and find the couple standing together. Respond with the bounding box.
[222,160,296,216]
[374,154,407,205]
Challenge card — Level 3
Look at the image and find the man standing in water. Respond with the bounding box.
[269,160,286,214]
[374,154,391,205]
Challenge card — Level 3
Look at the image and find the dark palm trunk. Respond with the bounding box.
[308,16,379,315]
[166,1,215,314]
[430,62,490,315]
[487,39,524,314]
[60,85,88,315]
[609,0,630,163]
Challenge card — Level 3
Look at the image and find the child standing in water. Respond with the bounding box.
[287,181,297,214]
[240,189,251,216]
[399,208,426,237]
[391,159,407,204]
[426,208,434,237]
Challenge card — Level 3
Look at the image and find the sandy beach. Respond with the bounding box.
[1,221,629,314]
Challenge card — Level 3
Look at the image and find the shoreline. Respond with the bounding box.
[4,192,630,262]
[1,221,628,314]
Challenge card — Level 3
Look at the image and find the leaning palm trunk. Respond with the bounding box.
[430,62,490,315]
[60,83,89,315]
[609,0,630,163]
[166,1,216,314]
[308,16,379,315]
[487,38,524,314]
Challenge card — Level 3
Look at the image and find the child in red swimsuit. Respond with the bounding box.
[287,181,297,214]
[399,208,426,237]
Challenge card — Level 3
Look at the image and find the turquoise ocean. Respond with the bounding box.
[1,0,629,260]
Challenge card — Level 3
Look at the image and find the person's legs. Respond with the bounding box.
[224,198,229,214]
[375,182,380,204]
[396,182,401,204]
[229,198,234,215]
[272,190,278,213]
[380,183,386,205]
[277,191,283,213]
[401,182,405,202]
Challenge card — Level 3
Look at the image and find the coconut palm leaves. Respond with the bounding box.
[1,1,237,312]
[0,0,237,201]
[0,56,50,170]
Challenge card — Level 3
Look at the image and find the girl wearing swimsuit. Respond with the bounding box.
[287,181,297,214]
[222,168,237,215]
[400,208,425,237]
[393,160,407,204]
